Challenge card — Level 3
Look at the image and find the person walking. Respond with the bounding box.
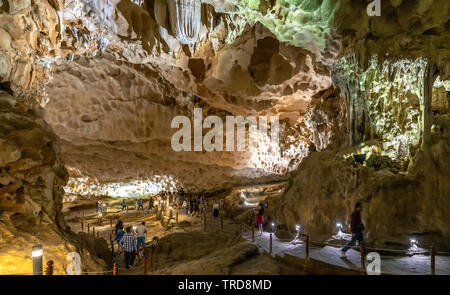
[115,220,123,233]
[137,198,144,211]
[189,198,194,216]
[121,199,127,211]
[96,201,103,213]
[341,202,365,257]
[182,199,188,215]
[160,193,166,210]
[119,226,137,269]
[193,197,200,217]
[212,202,219,218]
[148,196,154,210]
[115,222,125,245]
[136,221,147,253]
[256,203,264,235]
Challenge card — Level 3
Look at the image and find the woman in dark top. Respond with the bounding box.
[115,221,124,242]
[189,198,194,216]
[256,203,264,235]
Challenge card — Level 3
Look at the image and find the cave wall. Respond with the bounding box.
[269,0,450,250]
[0,92,108,274]
[332,54,429,160]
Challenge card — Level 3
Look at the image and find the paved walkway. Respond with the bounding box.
[242,230,450,275]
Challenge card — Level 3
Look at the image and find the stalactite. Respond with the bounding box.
[154,0,169,28]
[167,0,201,44]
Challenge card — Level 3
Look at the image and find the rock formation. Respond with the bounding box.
[0,0,449,273]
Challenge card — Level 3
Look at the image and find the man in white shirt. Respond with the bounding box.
[136,221,147,251]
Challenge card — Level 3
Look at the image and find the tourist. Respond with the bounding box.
[115,222,125,244]
[96,201,103,213]
[256,203,264,235]
[119,226,138,269]
[179,188,185,200]
[193,197,200,217]
[137,198,144,211]
[212,202,219,218]
[175,193,180,209]
[148,196,154,210]
[115,220,123,232]
[136,221,147,252]
[121,199,127,211]
[160,193,166,209]
[341,202,365,258]
[182,199,188,215]
[189,198,194,216]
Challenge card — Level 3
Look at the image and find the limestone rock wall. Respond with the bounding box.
[271,110,450,249]
[0,92,107,274]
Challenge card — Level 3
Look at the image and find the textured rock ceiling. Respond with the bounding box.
[39,0,339,192]
[2,0,449,192]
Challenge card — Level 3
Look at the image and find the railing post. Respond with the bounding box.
[252,225,255,242]
[110,233,115,256]
[360,244,366,274]
[143,254,147,275]
[32,244,43,275]
[113,263,118,275]
[149,251,153,272]
[203,212,207,230]
[305,234,309,259]
[93,226,95,237]
[176,211,179,224]
[269,233,273,254]
[241,221,243,234]
[430,246,435,275]
[110,216,113,228]
[81,219,84,232]
[45,260,54,275]
[87,223,90,233]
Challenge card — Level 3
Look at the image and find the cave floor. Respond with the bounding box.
[64,201,305,275]
[244,231,450,275]
[64,198,450,275]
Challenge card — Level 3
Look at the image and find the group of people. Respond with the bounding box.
[252,200,365,257]
[114,220,147,269]
[112,191,365,268]
[182,196,205,217]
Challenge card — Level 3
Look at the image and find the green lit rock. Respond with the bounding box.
[332,54,428,160]
[228,0,340,51]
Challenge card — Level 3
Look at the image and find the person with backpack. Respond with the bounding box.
[341,202,365,257]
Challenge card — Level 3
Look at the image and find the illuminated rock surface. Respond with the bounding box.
[0,0,450,273]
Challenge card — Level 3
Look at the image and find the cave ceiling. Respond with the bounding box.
[1,0,449,193]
